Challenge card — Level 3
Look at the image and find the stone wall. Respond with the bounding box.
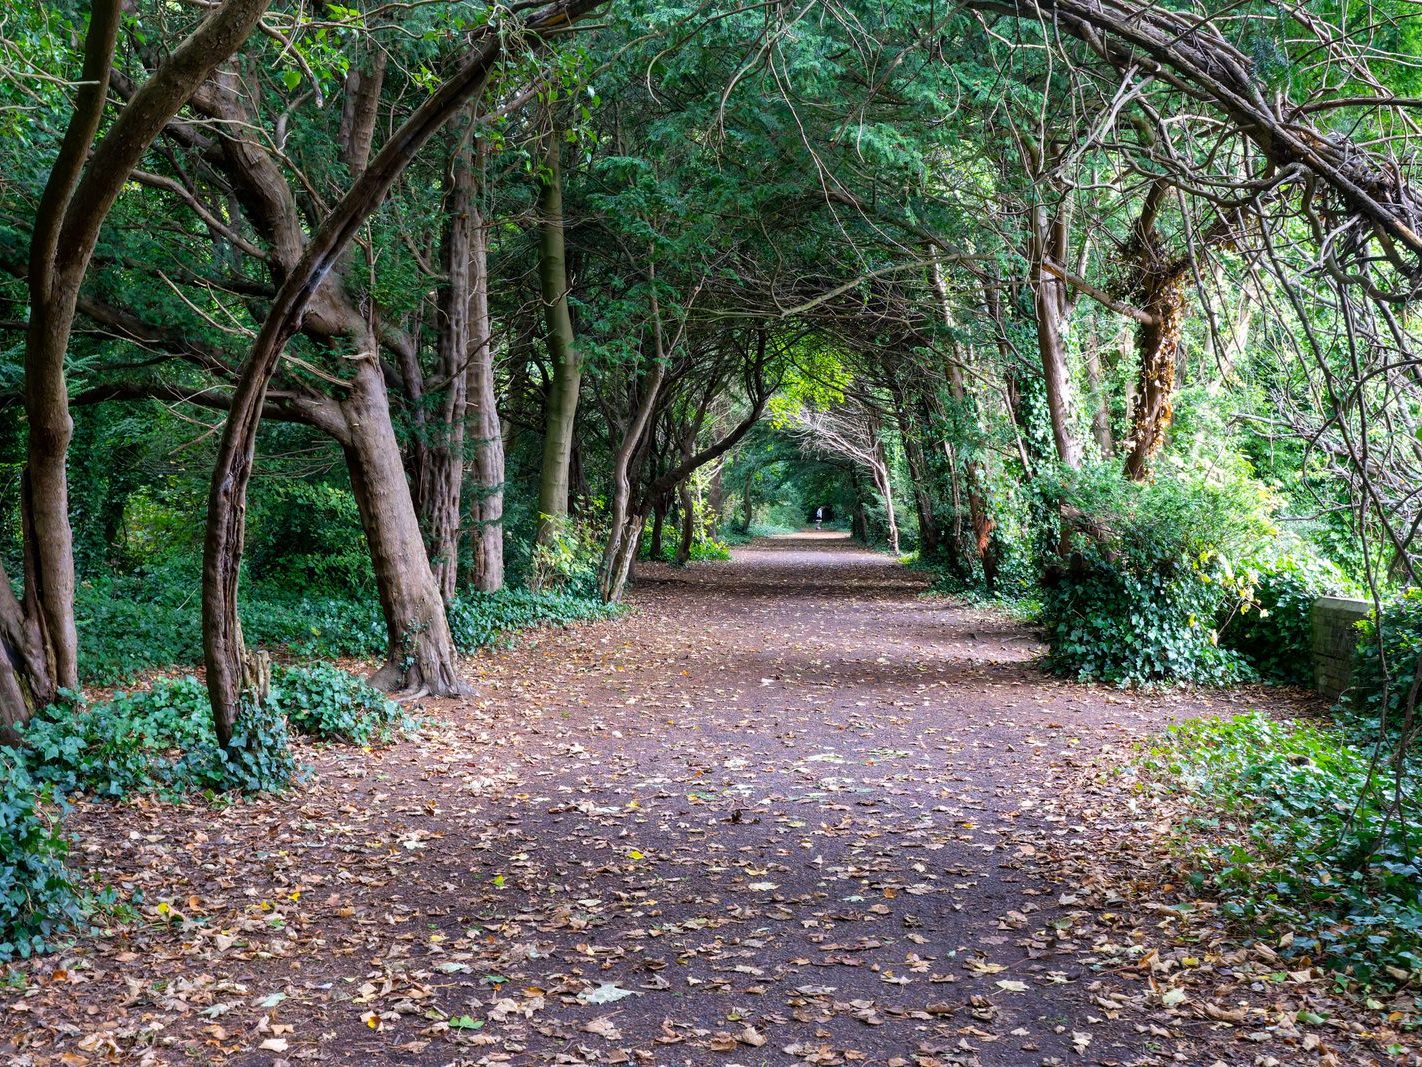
[1312,596,1371,699]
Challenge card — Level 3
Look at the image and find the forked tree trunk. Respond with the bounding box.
[201,5,574,742]
[533,131,582,560]
[343,359,464,695]
[598,344,665,601]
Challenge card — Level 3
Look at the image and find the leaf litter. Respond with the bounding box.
[2,534,1418,1065]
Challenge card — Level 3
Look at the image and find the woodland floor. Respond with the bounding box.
[4,532,1419,1067]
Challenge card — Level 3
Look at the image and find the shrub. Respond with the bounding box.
[688,538,732,561]
[0,749,81,962]
[527,517,604,594]
[1041,466,1274,686]
[201,696,299,794]
[1143,712,1422,987]
[22,678,215,798]
[271,663,410,745]
[1220,549,1344,684]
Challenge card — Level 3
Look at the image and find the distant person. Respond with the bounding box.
[814,506,823,529]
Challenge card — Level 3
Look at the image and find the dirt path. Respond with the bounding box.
[0,533,1361,1066]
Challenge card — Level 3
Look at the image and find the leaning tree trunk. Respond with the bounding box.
[533,130,582,560]
[200,2,589,743]
[1,0,273,733]
[343,360,464,696]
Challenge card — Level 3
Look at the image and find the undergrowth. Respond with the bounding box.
[2,663,412,962]
[1142,712,1421,988]
[78,577,618,685]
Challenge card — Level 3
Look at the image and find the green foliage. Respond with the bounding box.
[20,677,295,798]
[0,749,81,962]
[247,482,373,596]
[1345,589,1422,743]
[1041,466,1275,686]
[527,517,604,595]
[212,697,300,795]
[271,663,412,745]
[21,679,217,798]
[1221,549,1344,684]
[75,568,386,686]
[687,538,732,561]
[1143,712,1421,987]
[446,588,619,651]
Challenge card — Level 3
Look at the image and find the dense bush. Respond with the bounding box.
[447,588,619,650]
[272,663,411,744]
[688,538,732,561]
[0,749,81,962]
[21,676,296,798]
[1220,549,1344,684]
[1041,466,1273,686]
[1144,712,1421,987]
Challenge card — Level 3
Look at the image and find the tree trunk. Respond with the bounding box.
[741,469,754,530]
[1121,183,1186,482]
[598,339,665,602]
[675,478,695,564]
[649,497,667,559]
[1029,201,1081,468]
[1122,276,1184,481]
[1083,331,1114,456]
[887,374,939,556]
[343,360,465,696]
[533,130,582,557]
[418,120,476,602]
[466,172,505,592]
[706,462,724,533]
